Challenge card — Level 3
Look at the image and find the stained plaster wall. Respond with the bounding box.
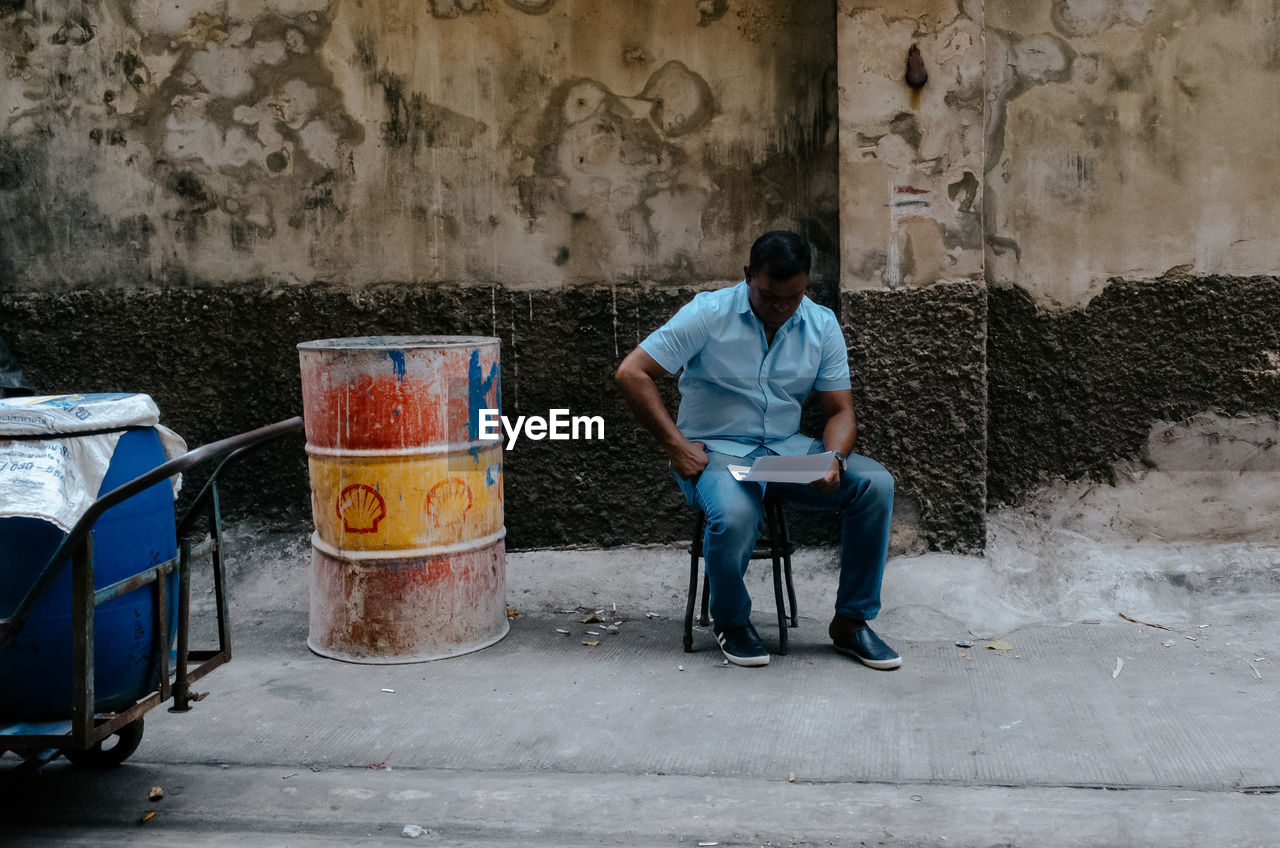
[986,0,1280,307]
[0,0,842,549]
[0,0,837,288]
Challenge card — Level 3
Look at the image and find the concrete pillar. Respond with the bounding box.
[836,1,989,552]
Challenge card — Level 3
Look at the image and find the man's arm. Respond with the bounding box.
[810,388,857,493]
[614,348,709,479]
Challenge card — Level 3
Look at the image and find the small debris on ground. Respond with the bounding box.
[402,824,426,838]
[506,608,519,619]
[986,640,1013,651]
[148,786,164,802]
[281,773,297,780]
[369,752,393,770]
[1185,635,1197,641]
[1112,657,1124,678]
[582,640,599,647]
[555,628,570,635]
[579,613,605,624]
[1162,640,1174,647]
[957,652,968,658]
[1249,663,1262,680]
[697,842,719,846]
[381,688,395,693]
[586,630,599,636]
[646,611,661,618]
[137,811,157,825]
[1118,612,1186,632]
[788,773,796,782]
[678,664,685,672]
[955,640,974,648]
[605,625,620,634]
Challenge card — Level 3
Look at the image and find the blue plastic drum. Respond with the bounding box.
[0,427,178,720]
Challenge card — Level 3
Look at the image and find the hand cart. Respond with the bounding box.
[0,417,303,768]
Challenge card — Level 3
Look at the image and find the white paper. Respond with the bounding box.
[728,452,839,484]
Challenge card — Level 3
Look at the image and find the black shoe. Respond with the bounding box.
[829,615,901,670]
[713,622,770,667]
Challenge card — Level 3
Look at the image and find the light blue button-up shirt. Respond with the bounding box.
[639,281,851,458]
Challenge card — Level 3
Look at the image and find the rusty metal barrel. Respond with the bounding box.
[297,336,506,663]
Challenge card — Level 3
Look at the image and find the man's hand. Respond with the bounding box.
[616,348,709,479]
[809,457,841,494]
[669,439,709,480]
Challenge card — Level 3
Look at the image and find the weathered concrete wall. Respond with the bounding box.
[986,0,1280,308]
[838,0,985,291]
[0,0,846,547]
[982,0,1280,547]
[0,0,837,289]
[3,0,1279,556]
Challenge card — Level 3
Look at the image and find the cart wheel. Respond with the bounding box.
[65,717,144,769]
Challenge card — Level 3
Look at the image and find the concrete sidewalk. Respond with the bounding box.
[4,517,1280,846]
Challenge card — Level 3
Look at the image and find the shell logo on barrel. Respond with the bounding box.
[336,483,387,533]
[424,477,473,534]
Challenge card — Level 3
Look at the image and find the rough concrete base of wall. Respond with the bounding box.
[0,280,854,550]
[987,274,1280,507]
[844,281,988,553]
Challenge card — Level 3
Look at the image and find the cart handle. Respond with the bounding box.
[0,416,304,652]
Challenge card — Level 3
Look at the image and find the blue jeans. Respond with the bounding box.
[674,441,893,629]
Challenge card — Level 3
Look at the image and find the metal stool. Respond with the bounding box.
[685,495,798,655]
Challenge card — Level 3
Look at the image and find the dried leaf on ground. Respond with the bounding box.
[986,640,1013,651]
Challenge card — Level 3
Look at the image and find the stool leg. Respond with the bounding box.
[774,503,798,627]
[785,557,798,627]
[699,575,710,627]
[685,510,704,653]
[765,499,788,655]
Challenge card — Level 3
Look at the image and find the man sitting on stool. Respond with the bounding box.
[615,230,899,670]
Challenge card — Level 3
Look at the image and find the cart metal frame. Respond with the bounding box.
[0,416,303,767]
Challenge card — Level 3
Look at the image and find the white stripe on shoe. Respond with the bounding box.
[716,629,770,667]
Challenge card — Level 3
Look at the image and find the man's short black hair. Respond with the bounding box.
[748,230,811,280]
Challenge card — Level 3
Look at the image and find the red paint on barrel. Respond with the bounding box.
[299,346,498,451]
[308,542,507,663]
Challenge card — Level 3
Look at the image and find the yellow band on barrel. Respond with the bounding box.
[308,444,503,551]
